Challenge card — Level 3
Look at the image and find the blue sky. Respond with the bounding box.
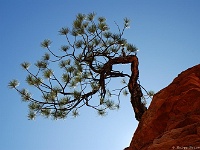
[1,0,200,150]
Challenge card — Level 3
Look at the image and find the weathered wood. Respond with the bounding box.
[100,55,147,121]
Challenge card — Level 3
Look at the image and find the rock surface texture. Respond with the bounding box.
[127,64,200,150]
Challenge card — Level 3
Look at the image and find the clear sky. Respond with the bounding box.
[1,0,200,150]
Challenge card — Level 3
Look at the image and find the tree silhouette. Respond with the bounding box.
[8,13,153,121]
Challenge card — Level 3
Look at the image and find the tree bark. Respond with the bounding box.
[127,56,147,121]
[101,55,147,121]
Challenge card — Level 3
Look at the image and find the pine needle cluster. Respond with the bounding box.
[9,13,153,120]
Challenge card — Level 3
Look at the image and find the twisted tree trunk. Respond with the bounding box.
[127,56,147,121]
[100,55,147,121]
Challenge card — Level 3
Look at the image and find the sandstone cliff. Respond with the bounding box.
[127,64,200,150]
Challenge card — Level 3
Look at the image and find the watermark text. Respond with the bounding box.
[172,146,200,149]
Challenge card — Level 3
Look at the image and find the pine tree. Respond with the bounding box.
[8,13,153,121]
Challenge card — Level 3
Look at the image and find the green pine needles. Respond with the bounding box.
[9,13,153,120]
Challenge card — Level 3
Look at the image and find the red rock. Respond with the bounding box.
[127,64,200,150]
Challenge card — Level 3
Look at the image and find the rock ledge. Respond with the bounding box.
[128,64,200,150]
